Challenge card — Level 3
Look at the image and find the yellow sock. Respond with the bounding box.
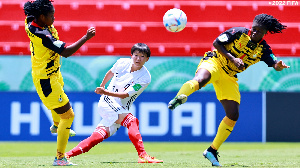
[51,110,60,126]
[57,108,74,159]
[211,116,236,150]
[176,80,199,96]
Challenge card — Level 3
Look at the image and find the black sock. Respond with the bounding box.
[207,146,217,153]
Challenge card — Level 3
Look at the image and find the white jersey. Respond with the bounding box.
[99,58,151,112]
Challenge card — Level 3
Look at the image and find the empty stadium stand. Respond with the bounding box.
[0,0,299,56]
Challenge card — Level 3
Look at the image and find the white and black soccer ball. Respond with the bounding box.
[163,8,187,32]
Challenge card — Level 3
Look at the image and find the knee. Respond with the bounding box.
[193,76,210,88]
[194,76,207,84]
[109,124,121,137]
[194,69,211,84]
[227,111,239,121]
[59,108,75,120]
[94,126,109,139]
[121,113,138,128]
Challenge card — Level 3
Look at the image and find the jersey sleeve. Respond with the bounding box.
[110,59,120,73]
[260,41,278,67]
[215,27,249,45]
[126,72,151,97]
[110,58,128,74]
[34,30,66,55]
[126,82,150,97]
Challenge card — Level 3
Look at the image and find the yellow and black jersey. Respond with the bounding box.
[214,27,277,77]
[25,17,66,79]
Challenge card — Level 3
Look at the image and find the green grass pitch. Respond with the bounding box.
[0,142,300,167]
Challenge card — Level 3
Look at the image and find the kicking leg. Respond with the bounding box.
[66,126,109,158]
[168,68,211,110]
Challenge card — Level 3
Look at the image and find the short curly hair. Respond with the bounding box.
[23,0,54,19]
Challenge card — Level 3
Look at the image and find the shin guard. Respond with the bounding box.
[121,113,146,156]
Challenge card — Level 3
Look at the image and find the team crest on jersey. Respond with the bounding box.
[133,84,142,91]
[53,40,63,48]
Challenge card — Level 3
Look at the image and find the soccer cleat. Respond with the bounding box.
[50,125,76,137]
[65,153,70,160]
[138,154,163,163]
[168,94,187,110]
[203,149,221,167]
[53,157,77,166]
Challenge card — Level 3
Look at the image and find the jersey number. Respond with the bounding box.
[113,86,118,92]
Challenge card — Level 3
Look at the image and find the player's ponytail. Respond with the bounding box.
[254,13,287,34]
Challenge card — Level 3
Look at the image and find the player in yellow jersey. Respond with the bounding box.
[168,14,290,167]
[23,0,95,166]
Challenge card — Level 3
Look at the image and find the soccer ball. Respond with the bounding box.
[163,8,187,32]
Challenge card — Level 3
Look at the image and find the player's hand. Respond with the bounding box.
[86,27,96,40]
[94,87,105,95]
[275,60,290,70]
[232,58,245,70]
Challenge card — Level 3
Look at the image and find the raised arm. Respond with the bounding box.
[60,27,95,57]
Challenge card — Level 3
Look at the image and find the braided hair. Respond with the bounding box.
[254,14,287,34]
[23,0,54,21]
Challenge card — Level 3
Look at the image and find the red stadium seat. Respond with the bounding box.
[57,26,221,44]
[0,24,27,42]
[0,4,24,21]
[0,0,299,56]
[53,3,300,22]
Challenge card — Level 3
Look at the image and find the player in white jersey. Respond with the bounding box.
[66,43,163,164]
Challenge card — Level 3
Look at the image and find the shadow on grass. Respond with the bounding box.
[225,163,250,167]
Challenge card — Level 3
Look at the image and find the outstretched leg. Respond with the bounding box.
[168,68,211,110]
[66,126,109,158]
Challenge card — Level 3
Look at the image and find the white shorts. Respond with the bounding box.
[97,95,129,127]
